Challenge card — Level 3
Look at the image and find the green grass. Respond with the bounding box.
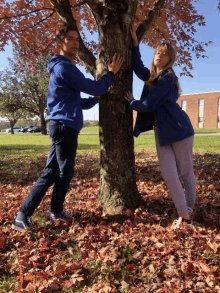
[80,127,220,134]
[81,126,99,133]
[194,128,220,133]
[0,131,220,160]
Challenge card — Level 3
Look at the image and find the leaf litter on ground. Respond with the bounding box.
[0,150,220,292]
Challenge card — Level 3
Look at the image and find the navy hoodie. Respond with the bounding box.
[130,46,194,146]
[47,55,114,132]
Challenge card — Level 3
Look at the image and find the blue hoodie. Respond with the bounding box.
[47,55,114,132]
[130,46,194,146]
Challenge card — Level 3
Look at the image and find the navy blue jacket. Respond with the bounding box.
[47,55,114,132]
[130,45,194,146]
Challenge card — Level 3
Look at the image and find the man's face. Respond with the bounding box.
[58,30,79,57]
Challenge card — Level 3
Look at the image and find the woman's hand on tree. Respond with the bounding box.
[108,54,123,75]
[130,23,138,46]
[124,91,134,102]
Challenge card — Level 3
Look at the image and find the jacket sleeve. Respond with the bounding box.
[81,97,99,110]
[129,73,175,112]
[132,45,150,82]
[60,65,115,96]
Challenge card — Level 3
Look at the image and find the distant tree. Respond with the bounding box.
[0,121,10,132]
[83,121,90,127]
[0,49,51,135]
[90,121,99,127]
[0,89,23,134]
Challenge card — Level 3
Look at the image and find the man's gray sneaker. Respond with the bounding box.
[12,212,34,232]
[50,212,67,224]
[61,210,81,219]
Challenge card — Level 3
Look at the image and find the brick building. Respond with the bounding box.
[178,91,220,128]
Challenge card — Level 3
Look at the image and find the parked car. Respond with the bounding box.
[21,126,35,133]
[6,127,23,133]
[27,126,42,133]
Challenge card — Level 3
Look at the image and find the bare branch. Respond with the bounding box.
[21,11,55,32]
[78,38,97,77]
[84,0,104,26]
[84,0,98,12]
[136,0,165,42]
[0,7,54,20]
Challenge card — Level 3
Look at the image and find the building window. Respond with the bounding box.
[181,100,186,111]
[218,117,220,123]
[218,98,220,106]
[198,99,204,128]
[199,99,204,107]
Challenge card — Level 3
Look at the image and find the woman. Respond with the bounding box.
[125,23,196,230]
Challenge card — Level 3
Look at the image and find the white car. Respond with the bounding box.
[6,127,23,133]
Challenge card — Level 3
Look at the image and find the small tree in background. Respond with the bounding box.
[0,49,51,134]
[0,89,23,134]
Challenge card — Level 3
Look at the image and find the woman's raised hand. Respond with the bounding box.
[130,23,138,47]
[108,54,123,75]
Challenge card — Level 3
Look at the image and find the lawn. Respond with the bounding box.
[0,133,220,292]
[81,126,220,134]
[1,131,220,159]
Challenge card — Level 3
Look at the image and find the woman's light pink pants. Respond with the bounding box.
[154,127,196,214]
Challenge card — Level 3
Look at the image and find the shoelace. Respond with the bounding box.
[27,216,34,228]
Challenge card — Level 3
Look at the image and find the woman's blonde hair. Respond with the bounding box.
[146,43,181,96]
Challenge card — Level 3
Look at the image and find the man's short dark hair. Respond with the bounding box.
[55,24,78,41]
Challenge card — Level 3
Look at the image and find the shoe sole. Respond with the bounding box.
[12,224,27,233]
[50,218,68,224]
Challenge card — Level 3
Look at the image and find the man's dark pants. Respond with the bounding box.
[20,122,79,216]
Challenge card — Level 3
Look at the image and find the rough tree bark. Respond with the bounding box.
[95,0,144,214]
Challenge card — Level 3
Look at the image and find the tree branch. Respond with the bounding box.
[0,7,54,20]
[136,0,166,42]
[84,0,104,27]
[21,11,55,32]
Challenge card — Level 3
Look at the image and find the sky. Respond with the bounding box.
[0,0,219,121]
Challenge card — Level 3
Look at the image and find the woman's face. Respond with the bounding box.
[153,49,170,71]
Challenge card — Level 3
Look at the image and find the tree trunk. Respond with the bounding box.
[10,121,16,134]
[97,7,144,214]
[40,111,47,135]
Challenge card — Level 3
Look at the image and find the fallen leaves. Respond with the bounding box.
[1,151,220,292]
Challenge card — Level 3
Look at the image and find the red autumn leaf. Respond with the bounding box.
[0,232,7,249]
[63,280,74,289]
[186,262,195,272]
[126,263,137,274]
[36,271,51,280]
[54,265,67,276]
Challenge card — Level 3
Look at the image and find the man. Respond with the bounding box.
[12,24,123,232]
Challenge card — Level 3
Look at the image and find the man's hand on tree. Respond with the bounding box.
[108,54,123,75]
